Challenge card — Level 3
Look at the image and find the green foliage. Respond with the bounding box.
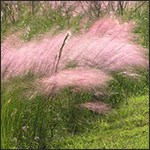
[1,69,149,149]
[104,70,149,107]
[50,95,149,149]
[1,4,83,41]
[1,77,94,149]
[123,2,149,48]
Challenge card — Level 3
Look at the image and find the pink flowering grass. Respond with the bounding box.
[1,32,66,78]
[1,16,148,93]
[79,101,112,113]
[38,67,111,94]
[60,16,148,72]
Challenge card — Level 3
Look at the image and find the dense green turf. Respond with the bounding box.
[54,94,149,149]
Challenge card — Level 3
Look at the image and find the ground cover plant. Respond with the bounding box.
[1,1,149,149]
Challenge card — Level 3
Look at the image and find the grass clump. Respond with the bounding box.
[1,76,95,149]
[1,68,149,149]
[1,1,149,149]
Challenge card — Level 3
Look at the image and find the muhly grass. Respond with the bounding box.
[38,67,112,95]
[1,12,149,149]
[1,15,148,103]
[1,16,148,94]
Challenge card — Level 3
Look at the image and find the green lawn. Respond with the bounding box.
[57,94,149,149]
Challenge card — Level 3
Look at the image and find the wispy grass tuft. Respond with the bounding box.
[2,17,148,85]
[1,1,149,149]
